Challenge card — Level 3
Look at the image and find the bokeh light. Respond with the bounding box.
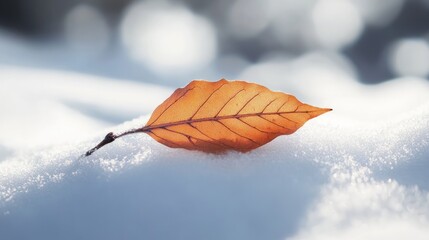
[389,38,429,77]
[1,0,428,84]
[351,0,404,27]
[120,1,217,75]
[311,0,364,49]
[269,0,314,50]
[227,0,272,40]
[63,4,110,57]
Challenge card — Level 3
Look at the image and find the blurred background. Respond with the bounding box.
[1,0,429,86]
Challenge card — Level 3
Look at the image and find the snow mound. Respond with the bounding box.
[1,66,429,239]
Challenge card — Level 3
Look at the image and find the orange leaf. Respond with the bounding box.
[85,79,331,156]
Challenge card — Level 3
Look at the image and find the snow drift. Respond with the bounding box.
[1,64,429,240]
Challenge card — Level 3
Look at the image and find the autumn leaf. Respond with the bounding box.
[85,79,331,156]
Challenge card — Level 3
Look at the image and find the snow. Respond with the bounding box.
[0,67,171,150]
[1,64,429,240]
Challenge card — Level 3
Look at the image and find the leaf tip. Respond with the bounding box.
[307,106,332,118]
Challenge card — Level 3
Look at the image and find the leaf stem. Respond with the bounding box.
[83,108,332,157]
[84,128,145,156]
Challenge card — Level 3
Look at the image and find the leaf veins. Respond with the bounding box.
[85,79,331,156]
[142,79,332,153]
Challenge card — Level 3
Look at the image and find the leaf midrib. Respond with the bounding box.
[142,110,321,132]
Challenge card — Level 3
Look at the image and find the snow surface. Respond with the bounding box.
[1,65,429,240]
